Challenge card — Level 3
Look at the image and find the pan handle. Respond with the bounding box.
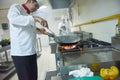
[47,32,55,37]
[46,28,56,36]
[46,29,62,43]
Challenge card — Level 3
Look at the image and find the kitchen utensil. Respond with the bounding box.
[69,76,103,80]
[46,29,81,44]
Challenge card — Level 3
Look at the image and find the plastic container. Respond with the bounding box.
[56,56,61,71]
[116,24,120,36]
[69,76,103,80]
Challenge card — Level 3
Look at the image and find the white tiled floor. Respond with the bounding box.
[9,46,56,80]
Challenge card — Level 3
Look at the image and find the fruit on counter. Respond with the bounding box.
[100,69,109,80]
[109,66,119,80]
[100,66,119,80]
[90,63,100,72]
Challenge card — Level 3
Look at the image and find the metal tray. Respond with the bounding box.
[0,62,14,72]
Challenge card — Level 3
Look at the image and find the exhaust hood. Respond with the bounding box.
[49,0,73,9]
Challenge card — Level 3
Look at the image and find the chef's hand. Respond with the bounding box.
[33,16,48,28]
[37,28,47,35]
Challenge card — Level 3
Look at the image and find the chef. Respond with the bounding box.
[58,15,67,35]
[7,0,48,80]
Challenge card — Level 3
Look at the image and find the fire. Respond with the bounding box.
[61,44,77,49]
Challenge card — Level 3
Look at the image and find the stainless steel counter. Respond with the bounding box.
[61,48,120,65]
[55,47,120,80]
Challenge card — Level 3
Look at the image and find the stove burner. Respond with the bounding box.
[58,38,111,53]
[60,44,77,49]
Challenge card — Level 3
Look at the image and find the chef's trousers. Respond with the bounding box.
[12,54,37,80]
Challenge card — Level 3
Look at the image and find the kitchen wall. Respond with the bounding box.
[0,13,9,40]
[71,0,120,43]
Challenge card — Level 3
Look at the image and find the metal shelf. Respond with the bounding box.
[0,45,15,80]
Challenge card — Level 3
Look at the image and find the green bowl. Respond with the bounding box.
[69,76,103,80]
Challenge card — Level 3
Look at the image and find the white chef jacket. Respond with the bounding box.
[7,3,36,56]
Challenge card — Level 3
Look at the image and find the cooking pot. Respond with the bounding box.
[46,29,81,45]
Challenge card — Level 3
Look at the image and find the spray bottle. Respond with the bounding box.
[116,24,120,36]
[56,56,60,71]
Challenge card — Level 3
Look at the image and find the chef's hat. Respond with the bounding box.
[36,0,43,6]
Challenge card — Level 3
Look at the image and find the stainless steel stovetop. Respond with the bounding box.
[51,35,120,80]
[58,38,111,53]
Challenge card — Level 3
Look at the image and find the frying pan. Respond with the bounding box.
[46,29,81,45]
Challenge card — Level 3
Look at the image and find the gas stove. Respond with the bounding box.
[56,42,120,80]
[56,38,112,70]
[58,38,111,53]
[50,33,120,80]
